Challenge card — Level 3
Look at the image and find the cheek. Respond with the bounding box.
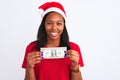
[45,25,51,31]
[45,24,49,29]
[59,27,64,34]
[59,24,64,30]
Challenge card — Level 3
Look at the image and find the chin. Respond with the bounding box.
[49,37,60,40]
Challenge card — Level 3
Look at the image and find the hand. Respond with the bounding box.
[66,50,79,68]
[26,51,42,69]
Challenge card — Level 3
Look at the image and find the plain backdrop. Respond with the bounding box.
[0,0,120,80]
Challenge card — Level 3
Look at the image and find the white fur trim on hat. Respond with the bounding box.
[40,7,66,20]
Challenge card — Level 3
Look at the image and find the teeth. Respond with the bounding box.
[51,32,58,36]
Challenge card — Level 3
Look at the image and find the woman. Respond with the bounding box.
[22,1,84,80]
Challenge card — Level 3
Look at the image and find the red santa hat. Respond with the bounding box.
[38,1,66,21]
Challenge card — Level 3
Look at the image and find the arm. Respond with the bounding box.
[66,50,83,80]
[24,51,42,80]
[71,64,83,80]
[25,67,36,80]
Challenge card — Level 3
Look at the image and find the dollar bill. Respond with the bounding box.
[40,47,67,59]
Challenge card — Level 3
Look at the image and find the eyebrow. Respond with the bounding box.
[46,20,63,23]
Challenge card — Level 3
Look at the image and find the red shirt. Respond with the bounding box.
[22,41,84,80]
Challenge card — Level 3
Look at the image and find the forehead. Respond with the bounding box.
[46,12,64,21]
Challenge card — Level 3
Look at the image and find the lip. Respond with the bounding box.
[50,32,58,37]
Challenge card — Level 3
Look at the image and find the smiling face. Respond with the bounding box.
[45,12,64,42]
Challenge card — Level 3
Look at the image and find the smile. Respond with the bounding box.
[50,32,58,36]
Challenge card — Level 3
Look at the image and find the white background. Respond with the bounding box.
[0,0,120,80]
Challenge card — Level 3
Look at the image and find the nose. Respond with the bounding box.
[52,23,57,29]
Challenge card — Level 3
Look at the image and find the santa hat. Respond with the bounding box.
[38,1,66,21]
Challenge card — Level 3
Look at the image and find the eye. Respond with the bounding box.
[57,22,62,26]
[46,22,52,25]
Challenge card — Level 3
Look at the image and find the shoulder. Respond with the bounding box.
[69,41,80,50]
[69,41,79,48]
[27,41,37,47]
[26,41,37,51]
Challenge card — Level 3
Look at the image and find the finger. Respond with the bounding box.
[67,52,79,61]
[27,52,33,57]
[66,50,72,58]
[34,56,43,64]
[35,56,42,61]
[28,51,42,61]
[66,50,71,54]
[70,57,79,64]
[66,50,72,57]
[69,55,77,60]
[27,53,34,60]
[67,50,79,57]
[31,51,41,58]
[32,57,40,64]
[71,51,79,56]
[35,51,41,55]
[35,54,41,58]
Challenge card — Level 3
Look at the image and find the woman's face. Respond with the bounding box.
[45,12,64,41]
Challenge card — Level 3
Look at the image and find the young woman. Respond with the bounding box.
[22,1,84,80]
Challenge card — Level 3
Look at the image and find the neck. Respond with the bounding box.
[46,39,60,47]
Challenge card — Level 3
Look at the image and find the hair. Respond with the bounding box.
[34,12,71,50]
